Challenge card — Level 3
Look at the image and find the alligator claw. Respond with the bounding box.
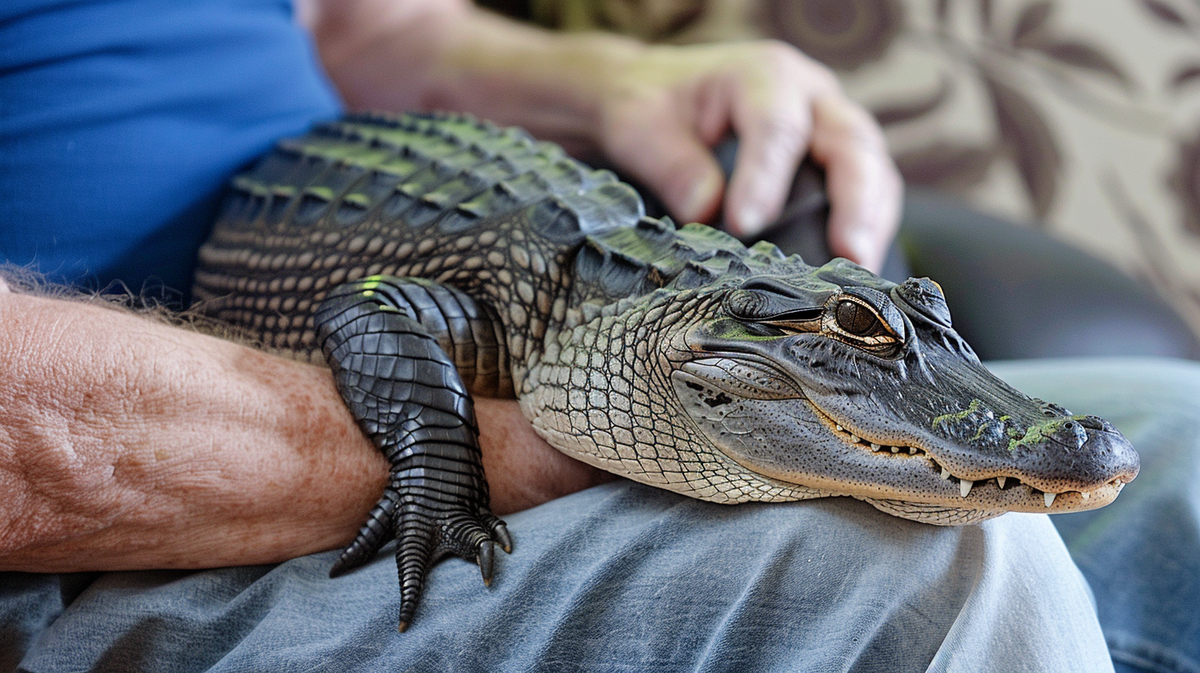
[492,521,514,554]
[390,506,504,633]
[390,504,509,631]
[328,473,510,630]
[479,540,495,586]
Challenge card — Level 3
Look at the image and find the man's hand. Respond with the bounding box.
[303,0,902,273]
[593,42,902,273]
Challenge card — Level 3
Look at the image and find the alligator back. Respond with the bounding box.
[194,112,648,360]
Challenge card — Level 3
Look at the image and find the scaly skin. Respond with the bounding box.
[193,111,1140,627]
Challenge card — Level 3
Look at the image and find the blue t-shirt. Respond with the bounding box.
[0,0,342,303]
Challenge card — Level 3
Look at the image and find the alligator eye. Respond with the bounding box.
[822,296,904,357]
[836,300,885,337]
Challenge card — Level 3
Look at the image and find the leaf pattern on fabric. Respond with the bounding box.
[1022,39,1134,90]
[872,76,954,127]
[936,0,951,24]
[524,0,705,40]
[1011,1,1054,46]
[1138,0,1190,27]
[1170,64,1200,91]
[1169,125,1200,237]
[895,142,998,193]
[980,0,995,33]
[982,70,1062,220]
[761,0,905,71]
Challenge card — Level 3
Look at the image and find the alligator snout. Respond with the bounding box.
[928,396,1139,494]
[1041,417,1140,489]
[1077,415,1140,484]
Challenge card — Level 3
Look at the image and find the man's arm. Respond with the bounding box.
[299,0,902,272]
[0,285,606,572]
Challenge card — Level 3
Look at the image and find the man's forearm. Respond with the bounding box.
[0,287,608,572]
[0,290,387,572]
[301,0,640,155]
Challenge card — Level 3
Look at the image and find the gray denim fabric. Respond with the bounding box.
[995,359,1200,673]
[7,357,1196,672]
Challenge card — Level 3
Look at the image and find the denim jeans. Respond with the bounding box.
[994,359,1200,673]
[3,358,1196,672]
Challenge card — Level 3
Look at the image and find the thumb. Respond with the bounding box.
[607,122,725,224]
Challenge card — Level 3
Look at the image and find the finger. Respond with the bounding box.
[605,113,726,224]
[808,94,903,273]
[723,47,823,237]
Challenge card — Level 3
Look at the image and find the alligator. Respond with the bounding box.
[192,111,1140,631]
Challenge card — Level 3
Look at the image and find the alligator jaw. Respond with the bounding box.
[803,400,1137,518]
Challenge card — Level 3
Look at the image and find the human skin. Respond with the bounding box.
[0,0,900,571]
[0,286,612,570]
[302,0,901,269]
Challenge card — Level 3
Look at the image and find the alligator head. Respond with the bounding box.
[669,257,1140,524]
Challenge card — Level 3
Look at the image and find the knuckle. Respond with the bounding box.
[829,104,889,152]
[759,105,809,140]
[662,160,708,200]
[748,40,838,89]
[812,68,841,94]
[763,118,810,159]
[800,61,840,92]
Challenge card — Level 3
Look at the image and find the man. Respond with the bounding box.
[0,0,1149,670]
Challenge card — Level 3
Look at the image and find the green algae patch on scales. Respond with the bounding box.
[1007,415,1091,452]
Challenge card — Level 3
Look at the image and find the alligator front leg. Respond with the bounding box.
[315,277,512,632]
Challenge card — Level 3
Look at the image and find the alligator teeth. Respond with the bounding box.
[908,447,919,455]
[997,476,1007,489]
[870,443,881,451]
[836,425,844,432]
[848,433,861,443]
[1116,481,1126,492]
[1080,491,1090,501]
[960,480,973,498]
[941,467,952,480]
[890,446,900,454]
[1044,492,1056,508]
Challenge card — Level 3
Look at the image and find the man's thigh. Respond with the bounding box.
[995,358,1200,673]
[6,473,1112,672]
